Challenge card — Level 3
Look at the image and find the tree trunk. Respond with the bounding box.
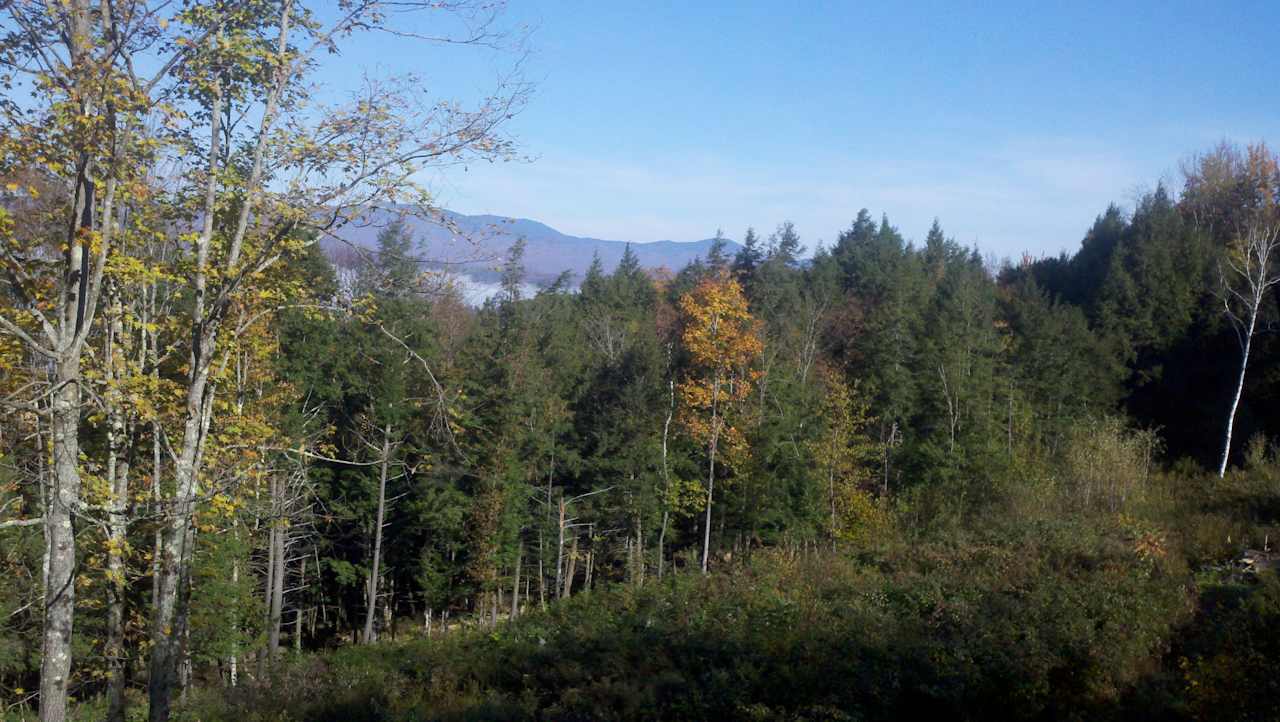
[258,513,276,677]
[148,373,211,722]
[104,286,132,722]
[41,356,82,722]
[555,497,566,599]
[625,534,634,586]
[151,420,162,615]
[563,534,578,597]
[537,529,546,609]
[627,490,644,586]
[1217,222,1280,476]
[542,441,555,609]
[385,577,396,638]
[39,10,103,717]
[658,377,674,579]
[294,556,306,652]
[584,525,595,591]
[510,545,522,619]
[657,511,670,580]
[363,425,392,644]
[268,513,286,658]
[700,369,725,575]
[939,364,958,455]
[104,452,131,722]
[229,550,239,688]
[175,524,198,703]
[701,421,719,575]
[149,65,225,721]
[635,517,645,586]
[1219,319,1255,477]
[828,464,837,552]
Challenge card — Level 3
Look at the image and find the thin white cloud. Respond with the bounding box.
[421,135,1202,260]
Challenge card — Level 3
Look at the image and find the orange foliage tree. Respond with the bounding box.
[677,271,763,573]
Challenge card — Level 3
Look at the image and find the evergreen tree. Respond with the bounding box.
[706,229,732,272]
[581,251,607,301]
[767,221,804,267]
[733,227,764,281]
[500,239,529,307]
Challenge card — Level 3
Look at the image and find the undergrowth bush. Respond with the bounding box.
[122,450,1280,721]
[177,515,1192,721]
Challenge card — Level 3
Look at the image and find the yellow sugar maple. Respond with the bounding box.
[676,270,763,572]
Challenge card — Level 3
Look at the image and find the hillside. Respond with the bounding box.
[325,208,743,289]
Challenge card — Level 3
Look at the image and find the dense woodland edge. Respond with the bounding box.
[4,3,1280,721]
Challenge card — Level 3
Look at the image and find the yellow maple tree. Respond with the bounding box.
[676,270,763,573]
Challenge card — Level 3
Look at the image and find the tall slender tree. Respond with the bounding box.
[1217,221,1280,476]
[677,272,763,573]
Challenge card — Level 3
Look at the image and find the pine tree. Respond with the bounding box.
[733,227,764,281]
[767,221,804,266]
[706,229,731,272]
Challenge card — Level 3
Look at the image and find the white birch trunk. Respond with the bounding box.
[362,426,392,644]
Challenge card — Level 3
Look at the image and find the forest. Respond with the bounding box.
[3,2,1280,721]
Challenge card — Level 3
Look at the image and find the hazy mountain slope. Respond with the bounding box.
[327,208,741,286]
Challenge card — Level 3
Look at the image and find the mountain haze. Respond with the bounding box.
[327,208,742,287]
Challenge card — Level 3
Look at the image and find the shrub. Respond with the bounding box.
[1062,416,1161,513]
[175,514,1193,721]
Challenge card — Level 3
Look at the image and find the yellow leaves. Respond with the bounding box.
[676,270,765,476]
[104,567,127,587]
[810,372,876,484]
[834,489,892,547]
[676,271,764,414]
[80,469,114,508]
[209,492,240,517]
[663,476,708,517]
[105,253,173,285]
[103,535,130,556]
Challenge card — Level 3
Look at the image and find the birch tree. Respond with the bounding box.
[1217,221,1280,477]
[141,4,523,717]
[0,5,157,719]
[1,2,524,719]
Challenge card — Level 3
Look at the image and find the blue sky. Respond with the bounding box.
[329,1,1280,259]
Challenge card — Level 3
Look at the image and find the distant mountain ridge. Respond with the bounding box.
[327,208,742,287]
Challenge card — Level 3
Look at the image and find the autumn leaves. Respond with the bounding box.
[676,271,762,572]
